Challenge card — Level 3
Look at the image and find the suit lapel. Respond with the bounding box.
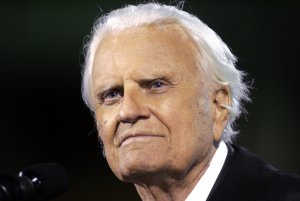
[206,144,277,201]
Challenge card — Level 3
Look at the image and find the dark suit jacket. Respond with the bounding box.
[207,143,300,201]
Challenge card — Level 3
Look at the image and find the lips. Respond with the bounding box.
[118,133,163,147]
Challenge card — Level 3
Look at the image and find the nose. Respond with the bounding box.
[117,88,150,123]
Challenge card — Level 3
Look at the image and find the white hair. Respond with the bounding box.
[81,3,250,143]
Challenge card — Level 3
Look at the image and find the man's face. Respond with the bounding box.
[92,23,217,182]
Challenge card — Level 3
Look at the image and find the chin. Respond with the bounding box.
[117,157,168,182]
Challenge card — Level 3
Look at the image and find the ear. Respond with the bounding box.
[212,86,231,142]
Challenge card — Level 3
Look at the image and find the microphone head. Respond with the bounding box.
[19,163,70,201]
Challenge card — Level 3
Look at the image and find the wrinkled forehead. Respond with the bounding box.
[92,22,203,77]
[99,21,198,52]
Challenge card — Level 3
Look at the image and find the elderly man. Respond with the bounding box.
[81,3,300,201]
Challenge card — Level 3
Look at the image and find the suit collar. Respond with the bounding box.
[207,143,277,201]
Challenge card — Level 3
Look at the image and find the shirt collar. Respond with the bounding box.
[185,141,228,201]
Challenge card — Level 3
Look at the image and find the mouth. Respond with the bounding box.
[119,134,163,147]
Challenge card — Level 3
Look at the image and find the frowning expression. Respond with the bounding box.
[91,23,216,182]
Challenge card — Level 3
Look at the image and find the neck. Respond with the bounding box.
[133,147,217,201]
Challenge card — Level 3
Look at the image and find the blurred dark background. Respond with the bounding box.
[0,0,299,200]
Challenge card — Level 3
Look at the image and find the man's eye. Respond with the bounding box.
[101,89,123,105]
[147,80,170,93]
[151,81,165,89]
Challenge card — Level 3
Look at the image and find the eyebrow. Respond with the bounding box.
[137,76,169,85]
[94,83,121,97]
[94,72,176,93]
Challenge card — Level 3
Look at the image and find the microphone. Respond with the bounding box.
[0,163,69,201]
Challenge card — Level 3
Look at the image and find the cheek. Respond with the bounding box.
[162,90,213,142]
[96,114,121,176]
[95,110,117,150]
